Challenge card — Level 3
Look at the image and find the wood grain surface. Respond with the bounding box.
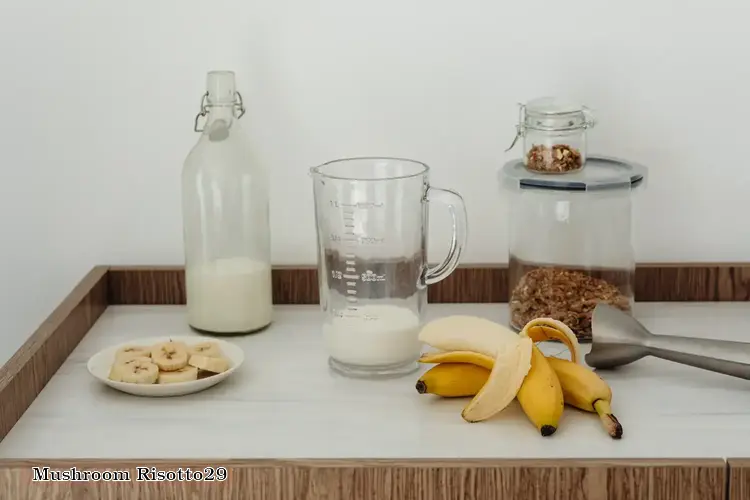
[0,459,727,500]
[0,266,108,442]
[728,459,750,500]
[107,263,750,305]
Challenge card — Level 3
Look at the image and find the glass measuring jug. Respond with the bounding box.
[310,157,468,378]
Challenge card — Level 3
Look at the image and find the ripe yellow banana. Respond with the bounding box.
[516,345,564,437]
[420,347,564,436]
[416,363,491,397]
[418,351,495,370]
[546,357,623,439]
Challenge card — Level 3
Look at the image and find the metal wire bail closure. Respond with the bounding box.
[504,102,526,152]
[193,91,247,132]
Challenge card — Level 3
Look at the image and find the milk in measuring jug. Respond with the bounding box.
[186,257,273,333]
[323,304,422,366]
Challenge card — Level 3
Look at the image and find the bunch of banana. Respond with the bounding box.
[414,316,623,439]
[108,340,231,385]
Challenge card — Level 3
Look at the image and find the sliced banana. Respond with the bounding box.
[108,356,152,382]
[187,341,223,358]
[114,346,152,362]
[117,358,159,384]
[157,365,198,384]
[151,341,189,372]
[189,354,230,374]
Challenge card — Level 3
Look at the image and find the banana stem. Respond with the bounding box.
[593,399,623,439]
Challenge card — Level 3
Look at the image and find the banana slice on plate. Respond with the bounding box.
[158,365,199,384]
[150,341,189,371]
[187,341,223,358]
[108,356,152,382]
[114,346,152,362]
[116,358,159,384]
[189,354,230,374]
[89,336,244,397]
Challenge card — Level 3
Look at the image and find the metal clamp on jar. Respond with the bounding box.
[506,97,596,175]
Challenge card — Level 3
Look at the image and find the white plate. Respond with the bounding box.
[87,336,244,397]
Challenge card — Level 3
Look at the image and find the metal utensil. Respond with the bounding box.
[585,303,750,380]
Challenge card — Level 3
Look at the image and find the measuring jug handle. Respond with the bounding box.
[424,187,468,286]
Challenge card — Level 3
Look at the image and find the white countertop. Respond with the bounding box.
[2,303,750,460]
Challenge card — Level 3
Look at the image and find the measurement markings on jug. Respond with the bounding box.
[355,202,384,209]
[361,270,385,282]
[328,200,385,210]
[358,236,385,245]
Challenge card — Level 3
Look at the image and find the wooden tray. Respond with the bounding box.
[0,263,749,500]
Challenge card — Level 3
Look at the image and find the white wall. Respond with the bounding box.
[2,0,749,363]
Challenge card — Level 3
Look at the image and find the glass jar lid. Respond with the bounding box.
[521,96,595,132]
[501,155,647,192]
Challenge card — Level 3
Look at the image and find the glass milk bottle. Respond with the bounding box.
[181,70,273,335]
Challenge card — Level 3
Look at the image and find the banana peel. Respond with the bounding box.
[520,318,582,364]
[461,336,533,423]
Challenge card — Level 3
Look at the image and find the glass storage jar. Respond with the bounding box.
[500,156,647,341]
[506,97,596,175]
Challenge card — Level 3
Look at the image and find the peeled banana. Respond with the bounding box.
[416,363,491,397]
[418,315,521,358]
[546,357,623,439]
[515,345,564,437]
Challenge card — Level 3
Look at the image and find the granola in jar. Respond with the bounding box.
[509,267,631,340]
